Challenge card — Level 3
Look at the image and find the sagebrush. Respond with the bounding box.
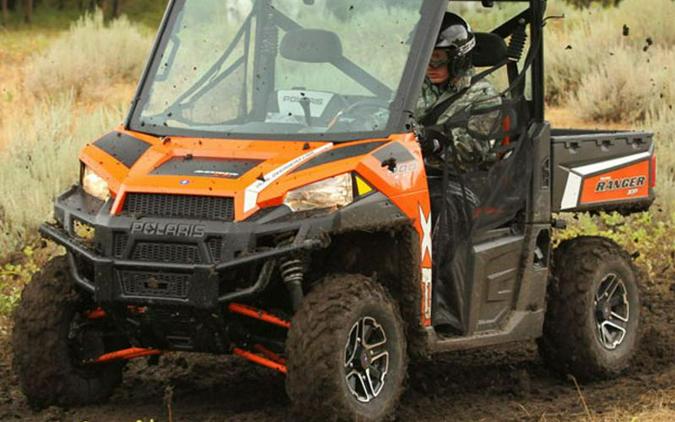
[544,0,675,106]
[645,107,675,213]
[23,10,151,100]
[571,47,674,123]
[0,94,126,252]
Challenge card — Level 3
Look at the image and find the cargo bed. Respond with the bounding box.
[550,129,655,214]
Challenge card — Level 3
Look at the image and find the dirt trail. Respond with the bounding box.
[0,277,672,422]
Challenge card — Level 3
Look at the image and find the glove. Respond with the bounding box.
[418,128,447,156]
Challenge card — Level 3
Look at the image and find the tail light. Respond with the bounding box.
[650,155,657,188]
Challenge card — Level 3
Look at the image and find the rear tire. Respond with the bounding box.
[12,256,125,408]
[286,274,407,421]
[538,236,641,381]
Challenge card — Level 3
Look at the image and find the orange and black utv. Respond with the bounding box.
[13,0,657,420]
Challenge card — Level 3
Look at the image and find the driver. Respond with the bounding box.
[416,12,500,172]
[416,12,502,334]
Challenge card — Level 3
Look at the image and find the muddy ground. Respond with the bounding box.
[0,277,672,422]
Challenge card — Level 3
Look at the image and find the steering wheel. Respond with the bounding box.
[327,98,391,132]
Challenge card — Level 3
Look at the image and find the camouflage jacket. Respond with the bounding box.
[415,74,501,171]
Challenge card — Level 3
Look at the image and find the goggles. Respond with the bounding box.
[428,58,451,69]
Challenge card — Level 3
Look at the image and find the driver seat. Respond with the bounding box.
[472,32,520,147]
[472,32,508,68]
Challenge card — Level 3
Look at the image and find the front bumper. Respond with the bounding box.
[44,186,407,310]
[44,186,336,310]
[41,223,324,308]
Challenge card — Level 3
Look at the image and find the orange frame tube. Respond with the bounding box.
[254,344,287,365]
[228,303,291,329]
[93,347,161,363]
[233,347,287,374]
[85,308,107,320]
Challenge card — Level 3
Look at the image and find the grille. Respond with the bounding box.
[132,242,202,264]
[123,193,234,221]
[113,233,129,258]
[207,238,223,262]
[120,271,190,299]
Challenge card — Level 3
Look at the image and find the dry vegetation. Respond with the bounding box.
[0,94,126,251]
[24,11,149,101]
[0,11,151,254]
[545,0,675,105]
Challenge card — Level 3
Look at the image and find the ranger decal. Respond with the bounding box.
[595,176,646,192]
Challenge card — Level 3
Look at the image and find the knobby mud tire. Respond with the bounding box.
[12,255,123,408]
[286,274,407,421]
[538,236,641,382]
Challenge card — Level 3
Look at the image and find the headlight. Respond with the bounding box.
[82,167,111,202]
[283,173,354,212]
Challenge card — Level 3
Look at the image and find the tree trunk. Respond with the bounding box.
[1,0,9,26]
[111,0,119,18]
[23,0,31,23]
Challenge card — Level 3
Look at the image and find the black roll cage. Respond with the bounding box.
[124,0,547,140]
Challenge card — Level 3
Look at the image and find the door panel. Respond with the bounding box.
[466,235,524,334]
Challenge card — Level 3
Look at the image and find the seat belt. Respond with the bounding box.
[419,87,470,127]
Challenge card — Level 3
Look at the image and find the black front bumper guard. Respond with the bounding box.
[40,223,325,307]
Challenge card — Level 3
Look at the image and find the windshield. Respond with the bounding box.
[130,0,427,141]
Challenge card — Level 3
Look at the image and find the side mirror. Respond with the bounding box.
[280,29,343,63]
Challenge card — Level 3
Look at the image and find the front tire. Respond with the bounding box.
[286,274,407,421]
[538,237,641,381]
[12,256,125,408]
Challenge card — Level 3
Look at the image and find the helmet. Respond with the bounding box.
[433,12,476,78]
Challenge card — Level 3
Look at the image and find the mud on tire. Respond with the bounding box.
[538,236,641,381]
[286,274,407,421]
[12,256,124,408]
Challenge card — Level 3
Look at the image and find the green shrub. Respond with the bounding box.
[0,247,39,317]
[544,0,675,104]
[23,10,151,100]
[556,211,675,281]
[571,47,674,123]
[0,93,126,252]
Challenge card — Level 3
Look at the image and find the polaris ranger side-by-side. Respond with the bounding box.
[13,0,656,420]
